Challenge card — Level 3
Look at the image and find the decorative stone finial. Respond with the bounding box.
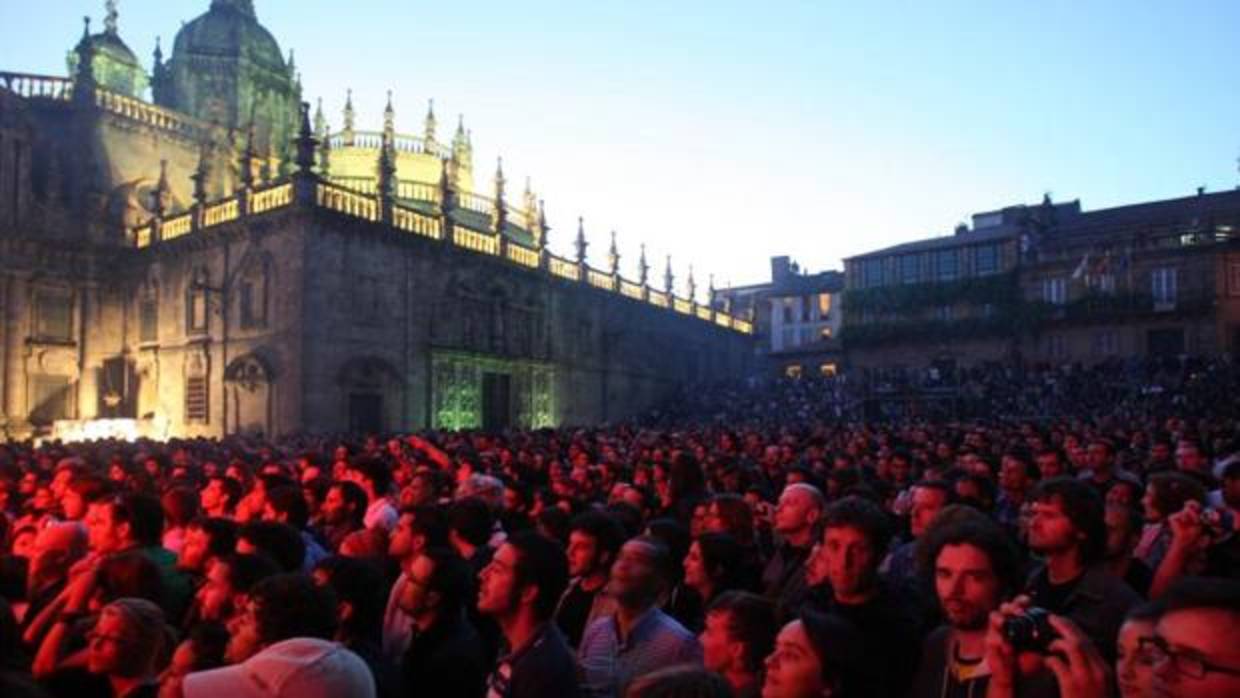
[342,88,355,144]
[608,231,620,275]
[383,90,395,138]
[639,244,650,286]
[424,99,437,145]
[295,101,317,173]
[313,98,326,139]
[687,265,697,302]
[664,255,674,294]
[153,36,162,65]
[151,159,170,218]
[191,145,210,207]
[575,217,588,265]
[535,199,548,250]
[104,0,118,35]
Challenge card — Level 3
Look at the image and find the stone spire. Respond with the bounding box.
[687,265,697,302]
[664,255,674,295]
[451,115,472,173]
[104,0,119,35]
[294,101,317,174]
[575,217,588,265]
[523,178,537,229]
[342,89,355,145]
[383,90,395,141]
[72,17,96,102]
[313,98,326,139]
[492,157,507,235]
[151,159,170,218]
[639,244,650,286]
[608,231,620,275]
[535,200,548,250]
[191,144,210,207]
[424,99,437,146]
[286,49,296,78]
[153,35,163,68]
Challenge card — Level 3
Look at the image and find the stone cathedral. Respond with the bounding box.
[0,1,754,441]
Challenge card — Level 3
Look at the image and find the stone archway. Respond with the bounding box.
[224,353,274,437]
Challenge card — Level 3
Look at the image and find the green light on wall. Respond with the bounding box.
[431,351,554,430]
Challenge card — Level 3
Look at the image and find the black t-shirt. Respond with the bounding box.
[1028,568,1083,614]
[555,581,597,649]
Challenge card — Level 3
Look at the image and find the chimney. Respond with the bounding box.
[771,256,792,282]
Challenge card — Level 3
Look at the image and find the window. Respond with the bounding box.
[900,254,921,284]
[1151,267,1177,308]
[781,298,794,323]
[139,298,158,343]
[1042,277,1067,305]
[819,363,838,377]
[975,244,999,275]
[799,327,815,345]
[801,296,812,323]
[820,327,833,340]
[185,376,208,423]
[34,291,72,342]
[936,250,959,281]
[784,365,803,380]
[935,305,954,322]
[817,293,832,319]
[862,259,883,288]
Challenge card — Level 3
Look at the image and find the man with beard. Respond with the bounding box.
[396,547,487,697]
[477,530,580,698]
[319,481,366,552]
[908,517,1040,698]
[1024,477,1139,661]
[189,553,278,627]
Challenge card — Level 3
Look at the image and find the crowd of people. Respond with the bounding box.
[0,356,1238,698]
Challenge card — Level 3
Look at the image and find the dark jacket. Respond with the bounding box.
[401,609,487,698]
[1023,562,1140,662]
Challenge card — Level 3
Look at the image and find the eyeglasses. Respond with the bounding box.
[1139,636,1240,680]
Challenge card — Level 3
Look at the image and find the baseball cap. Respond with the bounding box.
[183,638,375,698]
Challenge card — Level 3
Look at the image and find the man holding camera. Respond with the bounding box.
[1023,478,1139,661]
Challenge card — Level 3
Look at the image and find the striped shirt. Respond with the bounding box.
[578,606,702,698]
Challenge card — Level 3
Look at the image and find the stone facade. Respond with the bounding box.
[0,2,755,441]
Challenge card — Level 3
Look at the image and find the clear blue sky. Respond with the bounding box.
[2,1,1238,292]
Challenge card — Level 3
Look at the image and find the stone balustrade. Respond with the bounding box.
[453,227,499,255]
[507,245,540,268]
[130,176,752,334]
[203,199,240,227]
[587,269,614,290]
[327,131,452,160]
[250,183,293,214]
[392,206,441,239]
[0,72,72,100]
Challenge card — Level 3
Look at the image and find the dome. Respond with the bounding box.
[67,25,148,99]
[171,1,287,75]
[77,31,140,69]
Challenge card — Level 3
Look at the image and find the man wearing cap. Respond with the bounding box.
[180,573,375,698]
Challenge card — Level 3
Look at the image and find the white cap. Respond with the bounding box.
[183,638,375,698]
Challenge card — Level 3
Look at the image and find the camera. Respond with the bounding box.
[1001,607,1058,652]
